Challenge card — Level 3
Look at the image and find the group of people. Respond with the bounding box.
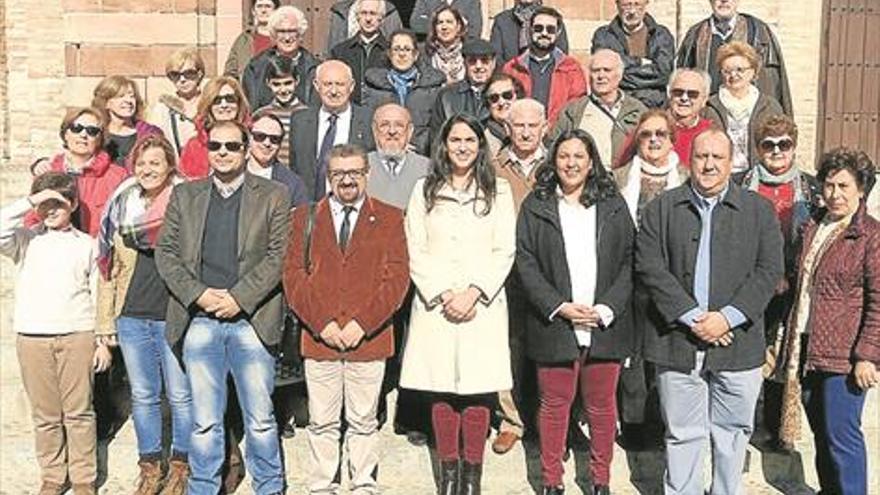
[3,0,879,495]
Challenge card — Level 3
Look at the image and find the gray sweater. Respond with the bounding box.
[366,151,430,210]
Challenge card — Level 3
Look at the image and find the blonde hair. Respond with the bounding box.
[91,75,145,122]
[165,46,206,75]
[196,77,251,126]
[716,41,761,73]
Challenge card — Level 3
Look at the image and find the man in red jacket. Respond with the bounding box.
[501,6,587,128]
[283,143,410,494]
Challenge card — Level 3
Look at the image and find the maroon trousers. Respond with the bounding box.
[537,351,620,486]
[430,393,493,464]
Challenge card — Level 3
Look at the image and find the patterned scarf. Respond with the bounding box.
[513,0,542,54]
[432,41,465,83]
[97,176,181,279]
[387,67,419,105]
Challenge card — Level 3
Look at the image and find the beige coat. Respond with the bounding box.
[400,178,516,395]
[96,233,137,335]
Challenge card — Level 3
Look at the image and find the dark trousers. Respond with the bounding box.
[801,371,868,495]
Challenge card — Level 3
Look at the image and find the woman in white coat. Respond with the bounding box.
[401,113,516,495]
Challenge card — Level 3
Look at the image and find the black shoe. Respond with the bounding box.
[438,460,459,495]
[543,486,564,495]
[459,462,482,495]
[281,421,296,439]
[407,430,429,446]
[592,484,610,495]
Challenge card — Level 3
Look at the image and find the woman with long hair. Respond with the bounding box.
[425,6,468,84]
[401,114,516,494]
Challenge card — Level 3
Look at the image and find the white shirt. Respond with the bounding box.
[247,160,273,180]
[317,105,353,158]
[329,194,366,244]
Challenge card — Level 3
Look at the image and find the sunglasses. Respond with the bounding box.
[68,123,102,137]
[206,140,245,152]
[760,137,794,153]
[532,24,558,35]
[638,129,670,140]
[212,94,239,106]
[487,90,516,104]
[670,88,701,100]
[328,168,368,181]
[252,132,283,145]
[167,69,201,81]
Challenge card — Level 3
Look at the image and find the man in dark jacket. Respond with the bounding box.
[591,0,674,108]
[428,39,496,145]
[242,6,318,110]
[325,0,403,56]
[676,0,793,115]
[636,127,783,495]
[489,0,569,65]
[330,0,390,105]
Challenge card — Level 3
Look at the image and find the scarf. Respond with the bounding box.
[718,85,759,121]
[97,175,182,279]
[387,67,419,105]
[746,163,813,242]
[513,0,542,53]
[693,15,749,72]
[748,162,800,186]
[621,153,681,223]
[432,41,465,83]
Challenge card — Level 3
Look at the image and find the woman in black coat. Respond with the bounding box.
[516,129,635,495]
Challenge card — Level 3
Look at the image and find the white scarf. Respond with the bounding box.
[718,85,760,122]
[621,152,682,224]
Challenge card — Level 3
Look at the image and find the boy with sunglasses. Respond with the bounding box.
[1,172,113,495]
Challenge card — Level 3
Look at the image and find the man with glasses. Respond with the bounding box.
[156,120,290,495]
[283,143,410,495]
[330,0,391,105]
[248,111,308,207]
[502,6,586,128]
[591,0,674,108]
[290,60,376,201]
[489,0,569,66]
[667,68,714,168]
[366,103,430,209]
[676,0,792,115]
[242,5,319,109]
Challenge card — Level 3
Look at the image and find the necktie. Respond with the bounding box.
[387,156,400,176]
[315,113,339,199]
[339,205,355,251]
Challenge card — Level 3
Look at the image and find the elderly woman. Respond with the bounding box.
[703,41,783,181]
[224,0,279,78]
[772,149,879,495]
[178,77,250,179]
[401,114,516,494]
[96,134,190,495]
[424,6,468,84]
[92,76,161,168]
[149,47,205,155]
[516,129,634,495]
[483,73,523,157]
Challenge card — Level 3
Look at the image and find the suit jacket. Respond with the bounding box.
[156,173,292,350]
[635,183,784,372]
[283,196,410,361]
[288,104,376,201]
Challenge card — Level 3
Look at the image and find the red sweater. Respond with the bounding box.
[673,117,713,168]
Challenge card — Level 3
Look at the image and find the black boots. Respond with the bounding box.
[592,484,610,495]
[543,486,565,494]
[439,460,459,495]
[459,462,482,495]
[438,460,483,495]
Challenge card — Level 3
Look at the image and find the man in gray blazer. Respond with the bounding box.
[156,120,290,495]
[636,126,783,495]
[289,60,376,201]
[366,103,429,210]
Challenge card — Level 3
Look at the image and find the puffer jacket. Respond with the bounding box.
[502,48,588,128]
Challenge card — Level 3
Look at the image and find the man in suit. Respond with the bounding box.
[366,103,430,210]
[156,120,290,495]
[636,126,783,494]
[283,143,410,495]
[289,60,376,201]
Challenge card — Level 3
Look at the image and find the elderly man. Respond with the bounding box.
[242,6,319,109]
[290,60,376,201]
[489,0,569,65]
[284,144,410,495]
[489,98,547,455]
[326,0,402,56]
[156,120,290,495]
[591,0,675,108]
[330,0,390,105]
[636,127,783,494]
[667,68,714,169]
[677,0,792,114]
[428,39,497,143]
[551,49,646,169]
[366,103,430,209]
[501,6,587,128]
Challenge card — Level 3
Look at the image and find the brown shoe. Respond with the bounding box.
[72,483,96,495]
[159,459,189,495]
[38,481,70,495]
[134,459,164,495]
[222,453,246,494]
[492,431,521,454]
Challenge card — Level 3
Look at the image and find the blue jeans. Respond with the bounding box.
[183,317,283,495]
[802,371,867,495]
[116,316,192,459]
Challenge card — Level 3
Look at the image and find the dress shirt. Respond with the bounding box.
[507,147,544,179]
[710,14,737,41]
[329,194,366,244]
[246,160,273,180]
[212,173,245,198]
[317,105,353,157]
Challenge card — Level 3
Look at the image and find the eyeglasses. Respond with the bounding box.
[721,66,752,77]
[390,46,415,53]
[167,69,201,81]
[759,137,794,153]
[532,24,558,35]
[206,141,245,152]
[251,132,283,145]
[68,123,102,137]
[638,129,670,140]
[328,168,369,181]
[212,94,239,106]
[670,88,701,100]
[487,90,516,104]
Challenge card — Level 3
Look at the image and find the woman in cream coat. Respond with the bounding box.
[401,113,516,495]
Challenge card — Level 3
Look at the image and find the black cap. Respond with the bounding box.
[461,39,496,58]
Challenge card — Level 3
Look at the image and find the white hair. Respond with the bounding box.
[590,49,625,74]
[347,0,387,37]
[509,98,546,121]
[269,5,308,35]
[667,68,712,97]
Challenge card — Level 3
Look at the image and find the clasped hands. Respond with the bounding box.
[319,320,366,351]
[690,311,734,347]
[439,287,482,323]
[196,288,242,320]
[557,302,604,327]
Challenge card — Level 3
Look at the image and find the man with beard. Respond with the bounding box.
[366,103,430,209]
[591,0,675,108]
[502,6,587,128]
[489,0,569,65]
